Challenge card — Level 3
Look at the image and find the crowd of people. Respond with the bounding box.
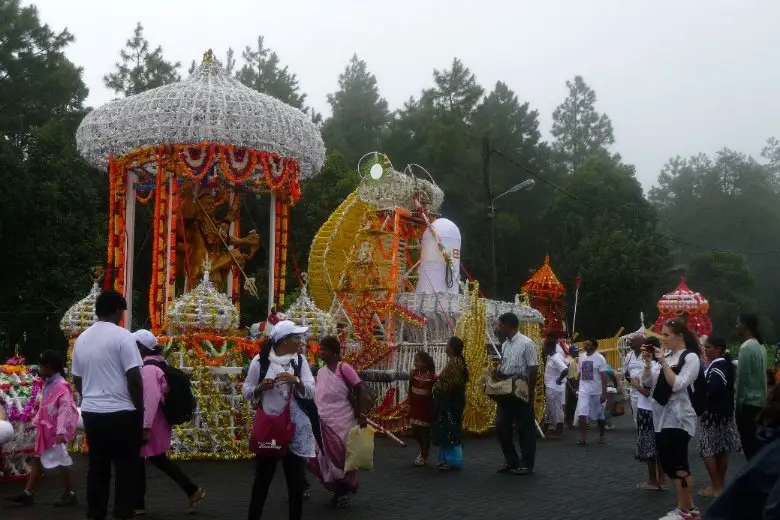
[5,289,780,520]
[536,313,780,520]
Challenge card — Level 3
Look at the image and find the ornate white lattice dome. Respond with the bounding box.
[60,281,100,337]
[167,258,239,334]
[357,162,444,212]
[75,51,325,178]
[284,273,336,339]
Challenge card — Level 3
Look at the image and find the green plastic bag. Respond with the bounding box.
[344,424,375,472]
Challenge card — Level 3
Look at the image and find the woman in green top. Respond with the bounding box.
[735,313,768,460]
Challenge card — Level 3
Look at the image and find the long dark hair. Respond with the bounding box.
[705,336,731,362]
[448,336,469,382]
[705,335,733,380]
[665,318,700,356]
[39,350,64,375]
[320,336,342,358]
[739,313,764,344]
[414,351,436,374]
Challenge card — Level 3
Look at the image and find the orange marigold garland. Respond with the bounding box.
[149,160,167,333]
[273,200,290,307]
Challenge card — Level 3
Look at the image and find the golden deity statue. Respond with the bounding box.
[178,186,260,292]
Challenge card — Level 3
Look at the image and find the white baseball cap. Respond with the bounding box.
[269,320,308,343]
[133,329,158,350]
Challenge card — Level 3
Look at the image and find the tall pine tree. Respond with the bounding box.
[104,22,181,96]
[551,76,614,171]
[321,54,389,168]
[236,36,306,109]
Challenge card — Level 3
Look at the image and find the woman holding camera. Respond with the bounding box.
[642,319,703,520]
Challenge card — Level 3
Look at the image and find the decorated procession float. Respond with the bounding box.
[59,49,326,460]
[306,153,545,432]
[0,351,40,481]
[522,256,567,341]
[5,50,546,468]
[652,277,712,340]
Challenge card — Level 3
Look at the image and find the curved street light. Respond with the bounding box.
[488,178,536,296]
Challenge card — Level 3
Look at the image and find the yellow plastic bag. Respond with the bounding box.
[344,424,375,472]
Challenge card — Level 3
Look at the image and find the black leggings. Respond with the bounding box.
[248,452,304,520]
[656,428,691,480]
[136,454,198,510]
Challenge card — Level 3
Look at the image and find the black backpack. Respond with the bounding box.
[652,350,706,416]
[144,359,197,425]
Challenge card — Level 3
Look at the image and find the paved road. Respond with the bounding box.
[1,414,743,520]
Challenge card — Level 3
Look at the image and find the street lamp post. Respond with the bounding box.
[487,179,535,297]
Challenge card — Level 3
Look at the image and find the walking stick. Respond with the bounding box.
[365,418,407,447]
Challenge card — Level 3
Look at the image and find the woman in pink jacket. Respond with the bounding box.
[6,350,79,508]
[133,330,205,515]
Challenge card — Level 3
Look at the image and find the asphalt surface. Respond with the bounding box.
[1,413,744,520]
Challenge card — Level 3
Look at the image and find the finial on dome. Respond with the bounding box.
[90,265,104,283]
[202,255,212,282]
[202,49,214,65]
[544,255,550,265]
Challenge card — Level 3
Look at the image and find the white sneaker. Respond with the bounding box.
[659,509,699,520]
[659,510,683,520]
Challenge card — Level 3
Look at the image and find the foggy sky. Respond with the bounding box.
[27,0,780,190]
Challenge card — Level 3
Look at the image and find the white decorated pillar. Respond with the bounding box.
[124,172,137,329]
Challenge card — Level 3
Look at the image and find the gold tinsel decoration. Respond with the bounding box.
[518,292,545,423]
[307,190,372,310]
[169,344,252,460]
[457,281,497,434]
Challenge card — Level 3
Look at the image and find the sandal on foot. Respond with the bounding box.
[414,454,427,467]
[699,488,719,498]
[597,437,606,444]
[187,488,206,514]
[576,440,587,446]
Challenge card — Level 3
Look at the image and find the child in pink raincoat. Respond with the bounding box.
[133,329,204,515]
[6,350,79,508]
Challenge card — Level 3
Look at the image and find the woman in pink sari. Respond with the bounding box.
[308,336,366,508]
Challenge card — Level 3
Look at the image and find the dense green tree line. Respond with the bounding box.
[1,3,778,358]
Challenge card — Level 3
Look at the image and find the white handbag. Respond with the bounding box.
[485,373,529,403]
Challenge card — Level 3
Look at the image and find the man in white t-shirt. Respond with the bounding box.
[71,290,144,520]
[575,338,608,445]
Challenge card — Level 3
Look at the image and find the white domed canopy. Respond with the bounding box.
[75,50,325,179]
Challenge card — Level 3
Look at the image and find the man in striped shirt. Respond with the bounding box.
[494,312,539,475]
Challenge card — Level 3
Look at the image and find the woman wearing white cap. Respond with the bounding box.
[243,320,315,520]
